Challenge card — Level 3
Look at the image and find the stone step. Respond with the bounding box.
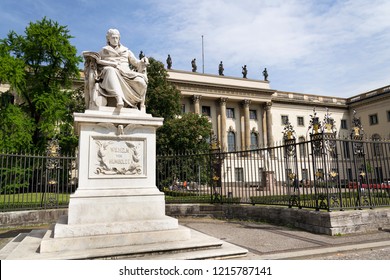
[1,229,46,260]
[0,227,247,260]
[0,233,28,259]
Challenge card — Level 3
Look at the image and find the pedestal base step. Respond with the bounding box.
[0,227,247,260]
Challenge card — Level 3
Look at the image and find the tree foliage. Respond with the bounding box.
[157,113,212,154]
[145,57,181,120]
[144,58,212,154]
[0,17,83,153]
[0,100,35,152]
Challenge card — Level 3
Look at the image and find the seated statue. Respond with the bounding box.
[83,29,149,111]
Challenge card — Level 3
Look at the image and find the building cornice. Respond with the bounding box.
[167,70,275,103]
[168,70,273,90]
[271,90,348,109]
[346,85,390,108]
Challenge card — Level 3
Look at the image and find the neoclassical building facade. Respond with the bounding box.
[1,67,388,150]
[167,69,390,151]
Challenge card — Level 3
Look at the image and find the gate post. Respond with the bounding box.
[209,133,223,203]
[309,108,339,211]
[283,121,300,208]
[42,138,61,208]
[350,110,371,209]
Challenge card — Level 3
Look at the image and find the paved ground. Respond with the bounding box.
[1,217,389,260]
[178,217,390,260]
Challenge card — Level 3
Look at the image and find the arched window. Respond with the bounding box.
[250,132,258,150]
[228,131,236,152]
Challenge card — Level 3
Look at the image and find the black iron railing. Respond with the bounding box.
[0,151,77,211]
[158,138,390,211]
[1,138,389,212]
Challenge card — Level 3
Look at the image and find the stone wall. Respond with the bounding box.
[1,205,389,236]
[0,209,67,229]
[165,204,390,235]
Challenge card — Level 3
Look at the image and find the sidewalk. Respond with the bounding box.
[1,217,389,260]
[178,217,390,260]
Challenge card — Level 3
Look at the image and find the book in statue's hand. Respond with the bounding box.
[82,51,100,60]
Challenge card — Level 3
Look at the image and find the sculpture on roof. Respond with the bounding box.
[263,68,268,81]
[242,65,247,78]
[191,58,197,72]
[166,54,172,69]
[83,29,149,111]
[219,61,224,76]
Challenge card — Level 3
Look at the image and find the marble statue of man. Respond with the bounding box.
[87,29,149,109]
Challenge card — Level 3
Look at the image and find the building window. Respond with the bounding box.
[281,115,289,125]
[181,104,186,114]
[341,119,348,129]
[369,114,378,125]
[235,168,244,182]
[250,132,258,150]
[249,110,257,120]
[227,131,236,152]
[297,116,304,126]
[285,168,292,180]
[301,169,308,181]
[258,168,264,186]
[226,108,235,118]
[347,168,353,181]
[202,106,211,117]
[298,136,306,157]
[387,111,390,122]
[372,134,381,156]
[343,141,351,159]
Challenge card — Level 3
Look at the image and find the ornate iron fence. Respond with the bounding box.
[1,138,389,212]
[157,137,390,211]
[0,147,78,211]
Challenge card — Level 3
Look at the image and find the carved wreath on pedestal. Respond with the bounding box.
[95,140,142,175]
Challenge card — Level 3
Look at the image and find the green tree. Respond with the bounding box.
[144,58,212,154]
[145,57,181,120]
[0,99,35,152]
[157,113,212,154]
[0,17,82,153]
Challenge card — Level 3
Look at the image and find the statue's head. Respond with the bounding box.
[106,29,121,46]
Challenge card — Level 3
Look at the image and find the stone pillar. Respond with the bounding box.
[192,95,201,114]
[264,102,273,147]
[240,109,245,151]
[243,99,251,150]
[262,106,267,147]
[219,97,228,152]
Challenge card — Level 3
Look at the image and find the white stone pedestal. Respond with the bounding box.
[40,108,191,254]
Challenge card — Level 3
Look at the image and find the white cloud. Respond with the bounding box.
[1,0,390,97]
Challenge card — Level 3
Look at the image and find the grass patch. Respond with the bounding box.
[0,193,70,211]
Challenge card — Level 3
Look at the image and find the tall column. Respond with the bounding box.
[240,109,245,151]
[219,97,228,152]
[192,95,201,114]
[264,102,274,147]
[242,99,251,150]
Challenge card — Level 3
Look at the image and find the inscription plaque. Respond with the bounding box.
[89,136,146,178]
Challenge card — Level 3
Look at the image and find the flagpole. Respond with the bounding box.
[202,35,204,74]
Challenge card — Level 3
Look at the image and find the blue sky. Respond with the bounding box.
[1,0,390,98]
